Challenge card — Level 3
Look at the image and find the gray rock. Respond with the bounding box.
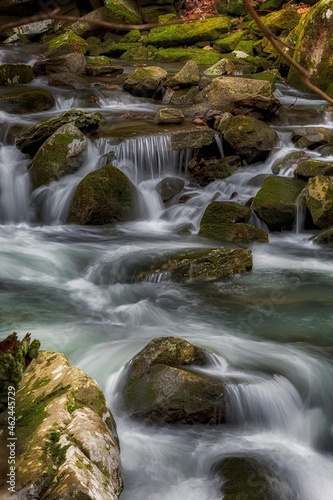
[156,176,185,201]
[154,108,185,125]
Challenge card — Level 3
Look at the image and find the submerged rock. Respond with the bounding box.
[305,175,333,228]
[0,64,34,86]
[199,223,269,244]
[135,247,252,282]
[67,164,139,225]
[28,123,87,190]
[123,66,168,98]
[122,336,226,424]
[156,177,185,202]
[7,350,123,499]
[0,88,55,114]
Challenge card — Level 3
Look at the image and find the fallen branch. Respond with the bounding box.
[242,0,333,106]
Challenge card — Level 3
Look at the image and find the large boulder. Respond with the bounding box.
[16,109,104,155]
[145,16,231,47]
[0,88,55,114]
[223,115,278,163]
[295,159,333,180]
[4,350,123,499]
[123,66,168,98]
[200,201,251,225]
[121,337,226,424]
[104,0,142,24]
[134,247,253,282]
[253,176,307,230]
[28,124,87,190]
[305,175,333,228]
[195,76,280,119]
[199,223,269,244]
[153,47,222,65]
[67,165,139,225]
[0,64,34,86]
[288,0,333,96]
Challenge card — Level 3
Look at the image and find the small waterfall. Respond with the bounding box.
[248,211,269,232]
[214,133,224,158]
[295,189,306,234]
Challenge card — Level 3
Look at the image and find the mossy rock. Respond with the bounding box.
[242,69,281,84]
[223,52,268,74]
[153,47,222,65]
[66,7,115,38]
[86,65,124,77]
[165,60,200,87]
[204,58,235,76]
[28,123,87,190]
[141,4,176,23]
[67,164,139,225]
[305,175,333,228]
[94,42,143,58]
[120,29,141,43]
[199,222,269,244]
[163,86,199,105]
[154,108,185,124]
[253,176,307,230]
[86,55,111,66]
[135,247,253,282]
[224,115,278,163]
[272,151,307,175]
[122,336,227,424]
[104,0,142,24]
[0,64,34,85]
[249,7,301,35]
[292,126,333,149]
[47,32,89,57]
[123,65,167,97]
[120,45,151,60]
[201,201,251,225]
[16,109,104,155]
[0,88,55,114]
[214,0,247,16]
[191,159,237,186]
[295,159,333,180]
[312,229,333,247]
[288,0,333,96]
[246,173,272,187]
[145,16,231,47]
[214,31,246,52]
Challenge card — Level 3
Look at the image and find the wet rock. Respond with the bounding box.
[156,177,185,202]
[312,229,333,247]
[86,65,124,77]
[123,66,168,98]
[272,151,307,175]
[104,0,142,24]
[201,201,251,225]
[47,32,89,58]
[223,115,278,164]
[0,333,40,413]
[43,53,87,75]
[122,336,227,424]
[162,87,199,105]
[165,60,200,87]
[247,173,272,187]
[0,63,34,85]
[305,175,333,228]
[295,159,333,180]
[196,76,280,119]
[67,164,139,225]
[135,247,253,282]
[190,157,238,187]
[204,58,235,76]
[292,127,333,149]
[16,109,104,155]
[253,176,306,230]
[28,123,87,190]
[199,223,269,244]
[0,88,55,114]
[6,350,123,499]
[154,108,185,124]
[49,71,90,90]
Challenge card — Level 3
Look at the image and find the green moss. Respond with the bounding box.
[199,222,269,243]
[120,29,141,43]
[214,31,246,52]
[201,201,251,225]
[65,393,84,414]
[86,56,111,66]
[120,45,150,60]
[249,7,301,35]
[104,0,142,24]
[47,32,88,57]
[153,47,222,64]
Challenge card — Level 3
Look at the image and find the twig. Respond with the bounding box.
[242,0,333,106]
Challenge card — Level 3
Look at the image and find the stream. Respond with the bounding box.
[1,47,333,499]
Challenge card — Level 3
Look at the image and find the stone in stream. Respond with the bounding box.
[305,175,333,228]
[312,229,333,247]
[47,32,89,58]
[48,71,90,90]
[121,336,227,424]
[67,164,139,225]
[199,223,269,244]
[252,176,307,230]
[271,151,308,175]
[0,64,34,86]
[123,66,168,98]
[200,201,251,225]
[154,108,185,125]
[223,115,278,164]
[190,157,239,187]
[28,123,87,190]
[295,159,333,181]
[104,0,143,24]
[156,176,185,202]
[204,58,235,76]
[0,350,123,499]
[0,88,55,114]
[40,53,87,76]
[164,60,200,88]
[291,127,333,149]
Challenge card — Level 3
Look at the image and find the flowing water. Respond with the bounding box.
[0,49,333,499]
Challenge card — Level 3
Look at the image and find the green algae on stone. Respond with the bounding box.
[201,201,251,225]
[123,66,167,97]
[214,31,246,52]
[0,64,34,86]
[47,32,89,57]
[146,16,231,47]
[153,47,222,65]
[67,165,139,225]
[165,60,200,87]
[0,88,55,114]
[199,222,269,244]
[104,0,142,24]
[295,159,333,180]
[305,175,333,228]
[66,7,115,38]
[272,151,307,175]
[249,7,301,35]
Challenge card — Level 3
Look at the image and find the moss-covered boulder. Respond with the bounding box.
[67,165,139,225]
[196,76,280,119]
[123,66,167,97]
[249,7,301,35]
[145,16,231,47]
[312,229,333,247]
[295,159,333,180]
[214,0,246,16]
[66,7,115,38]
[28,124,87,190]
[288,0,333,96]
[121,336,227,424]
[224,115,278,163]
[199,223,269,244]
[272,151,307,175]
[47,32,89,58]
[253,176,307,230]
[0,64,34,86]
[16,109,104,155]
[204,58,235,77]
[292,126,333,149]
[214,31,246,52]
[154,108,184,124]
[153,47,222,65]
[305,175,333,228]
[135,247,252,282]
[141,4,176,23]
[0,88,55,114]
[6,350,123,499]
[165,60,200,88]
[201,201,251,225]
[156,177,185,202]
[105,0,142,24]
[0,333,39,413]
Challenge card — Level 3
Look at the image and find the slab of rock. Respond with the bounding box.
[165,60,200,87]
[154,108,185,124]
[104,0,142,24]
[204,58,235,76]
[43,53,87,75]
[47,32,89,58]
[292,127,333,149]
[0,88,55,114]
[6,350,123,499]
[305,175,333,228]
[295,159,333,180]
[67,7,115,38]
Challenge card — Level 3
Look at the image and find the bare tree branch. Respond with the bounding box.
[242,0,333,106]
